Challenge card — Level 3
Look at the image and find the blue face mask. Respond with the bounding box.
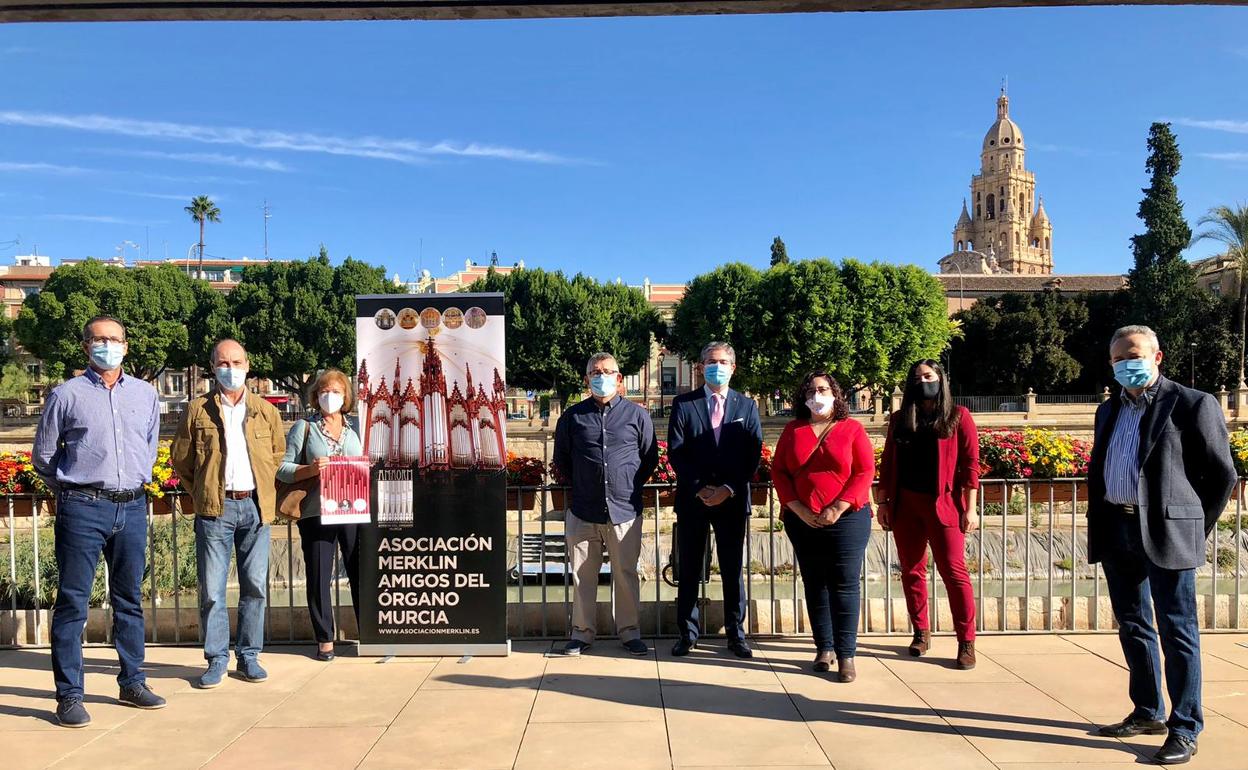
[1113,358,1153,389]
[215,366,247,391]
[704,363,732,388]
[589,374,618,399]
[88,341,125,371]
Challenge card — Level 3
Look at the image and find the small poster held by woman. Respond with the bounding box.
[319,456,372,525]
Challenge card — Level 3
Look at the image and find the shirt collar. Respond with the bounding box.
[1120,379,1160,408]
[703,384,728,401]
[84,365,124,388]
[595,394,621,411]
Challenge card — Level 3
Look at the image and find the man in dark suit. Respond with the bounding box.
[1088,325,1236,765]
[667,342,763,658]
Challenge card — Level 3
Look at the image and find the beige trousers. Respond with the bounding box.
[565,512,642,643]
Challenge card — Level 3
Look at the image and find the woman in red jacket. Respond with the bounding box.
[877,359,980,670]
[773,370,875,682]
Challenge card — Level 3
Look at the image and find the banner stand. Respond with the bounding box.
[356,641,512,657]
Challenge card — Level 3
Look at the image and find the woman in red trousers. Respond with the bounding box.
[877,359,980,670]
[773,370,875,683]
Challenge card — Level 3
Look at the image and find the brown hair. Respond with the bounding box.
[308,368,354,414]
[792,370,850,422]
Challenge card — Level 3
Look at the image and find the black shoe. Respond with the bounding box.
[623,639,650,656]
[1097,714,1168,738]
[727,639,753,659]
[1154,733,1197,765]
[119,683,167,710]
[560,639,591,656]
[316,648,336,662]
[56,698,91,728]
[671,638,695,657]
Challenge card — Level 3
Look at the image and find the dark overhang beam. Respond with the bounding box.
[3,0,1245,25]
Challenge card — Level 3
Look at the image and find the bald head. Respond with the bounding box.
[211,339,248,368]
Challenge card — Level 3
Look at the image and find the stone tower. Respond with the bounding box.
[940,90,1054,275]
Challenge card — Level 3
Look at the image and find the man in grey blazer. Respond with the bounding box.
[1088,325,1236,765]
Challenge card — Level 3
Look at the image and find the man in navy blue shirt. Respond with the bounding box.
[33,315,166,727]
[553,352,658,656]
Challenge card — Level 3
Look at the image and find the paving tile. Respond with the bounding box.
[361,688,535,769]
[514,720,671,770]
[420,646,548,691]
[258,658,434,727]
[1201,635,1248,669]
[807,717,995,770]
[963,634,1087,655]
[530,670,663,722]
[1061,632,1248,682]
[775,655,940,723]
[909,682,1140,763]
[988,652,1131,718]
[876,648,1021,684]
[9,729,108,770]
[49,723,247,770]
[206,725,385,769]
[658,642,782,688]
[663,684,828,767]
[1204,680,1248,726]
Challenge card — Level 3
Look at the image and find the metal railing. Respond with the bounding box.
[2,479,1245,647]
[954,396,1026,413]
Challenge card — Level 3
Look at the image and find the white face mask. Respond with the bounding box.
[806,394,835,416]
[319,392,345,415]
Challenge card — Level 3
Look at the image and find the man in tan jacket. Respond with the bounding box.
[172,339,285,689]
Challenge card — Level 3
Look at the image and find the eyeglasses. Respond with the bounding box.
[806,386,833,396]
[86,336,125,345]
[589,369,619,377]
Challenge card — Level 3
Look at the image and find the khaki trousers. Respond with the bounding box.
[565,512,642,643]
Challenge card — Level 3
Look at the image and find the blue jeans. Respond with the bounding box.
[52,490,149,701]
[195,496,270,663]
[1101,522,1202,741]
[784,504,872,658]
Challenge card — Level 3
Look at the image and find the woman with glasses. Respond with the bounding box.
[877,359,980,670]
[772,370,875,682]
[277,369,364,661]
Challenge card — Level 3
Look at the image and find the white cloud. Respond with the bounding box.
[0,110,587,165]
[93,148,292,172]
[105,189,224,203]
[41,214,164,225]
[1174,117,1248,135]
[1198,152,1248,163]
[0,161,91,175]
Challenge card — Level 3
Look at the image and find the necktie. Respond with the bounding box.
[711,392,724,444]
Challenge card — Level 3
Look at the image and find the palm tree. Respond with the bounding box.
[184,195,221,279]
[1194,203,1248,384]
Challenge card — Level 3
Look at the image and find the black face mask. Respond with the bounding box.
[918,380,941,400]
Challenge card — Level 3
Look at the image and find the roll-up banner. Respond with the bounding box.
[354,293,510,656]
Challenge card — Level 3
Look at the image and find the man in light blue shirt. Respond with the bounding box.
[32,315,165,728]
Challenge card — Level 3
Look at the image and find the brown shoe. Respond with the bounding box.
[837,656,857,683]
[956,641,976,670]
[908,629,931,657]
[813,650,834,673]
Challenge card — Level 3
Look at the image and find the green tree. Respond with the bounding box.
[0,313,12,367]
[950,291,1090,394]
[15,260,216,380]
[0,362,32,403]
[185,195,221,279]
[1193,203,1248,383]
[1127,123,1200,362]
[467,267,664,402]
[667,262,764,391]
[226,247,404,405]
[770,237,789,266]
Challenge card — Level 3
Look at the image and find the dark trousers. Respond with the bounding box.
[1101,519,1202,740]
[296,516,361,643]
[892,489,977,641]
[784,504,872,658]
[675,503,748,642]
[52,490,149,701]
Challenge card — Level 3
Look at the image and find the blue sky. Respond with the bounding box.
[0,7,1245,284]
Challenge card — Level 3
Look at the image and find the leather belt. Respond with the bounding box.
[1108,503,1138,516]
[63,485,145,503]
[225,490,255,500]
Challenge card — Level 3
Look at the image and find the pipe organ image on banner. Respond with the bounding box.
[356,299,508,474]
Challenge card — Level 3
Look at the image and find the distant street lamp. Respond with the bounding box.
[1191,342,1197,388]
[657,350,666,416]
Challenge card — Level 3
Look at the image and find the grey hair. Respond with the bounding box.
[1110,325,1160,352]
[585,351,618,375]
[82,315,126,342]
[210,338,249,366]
[700,341,736,365]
